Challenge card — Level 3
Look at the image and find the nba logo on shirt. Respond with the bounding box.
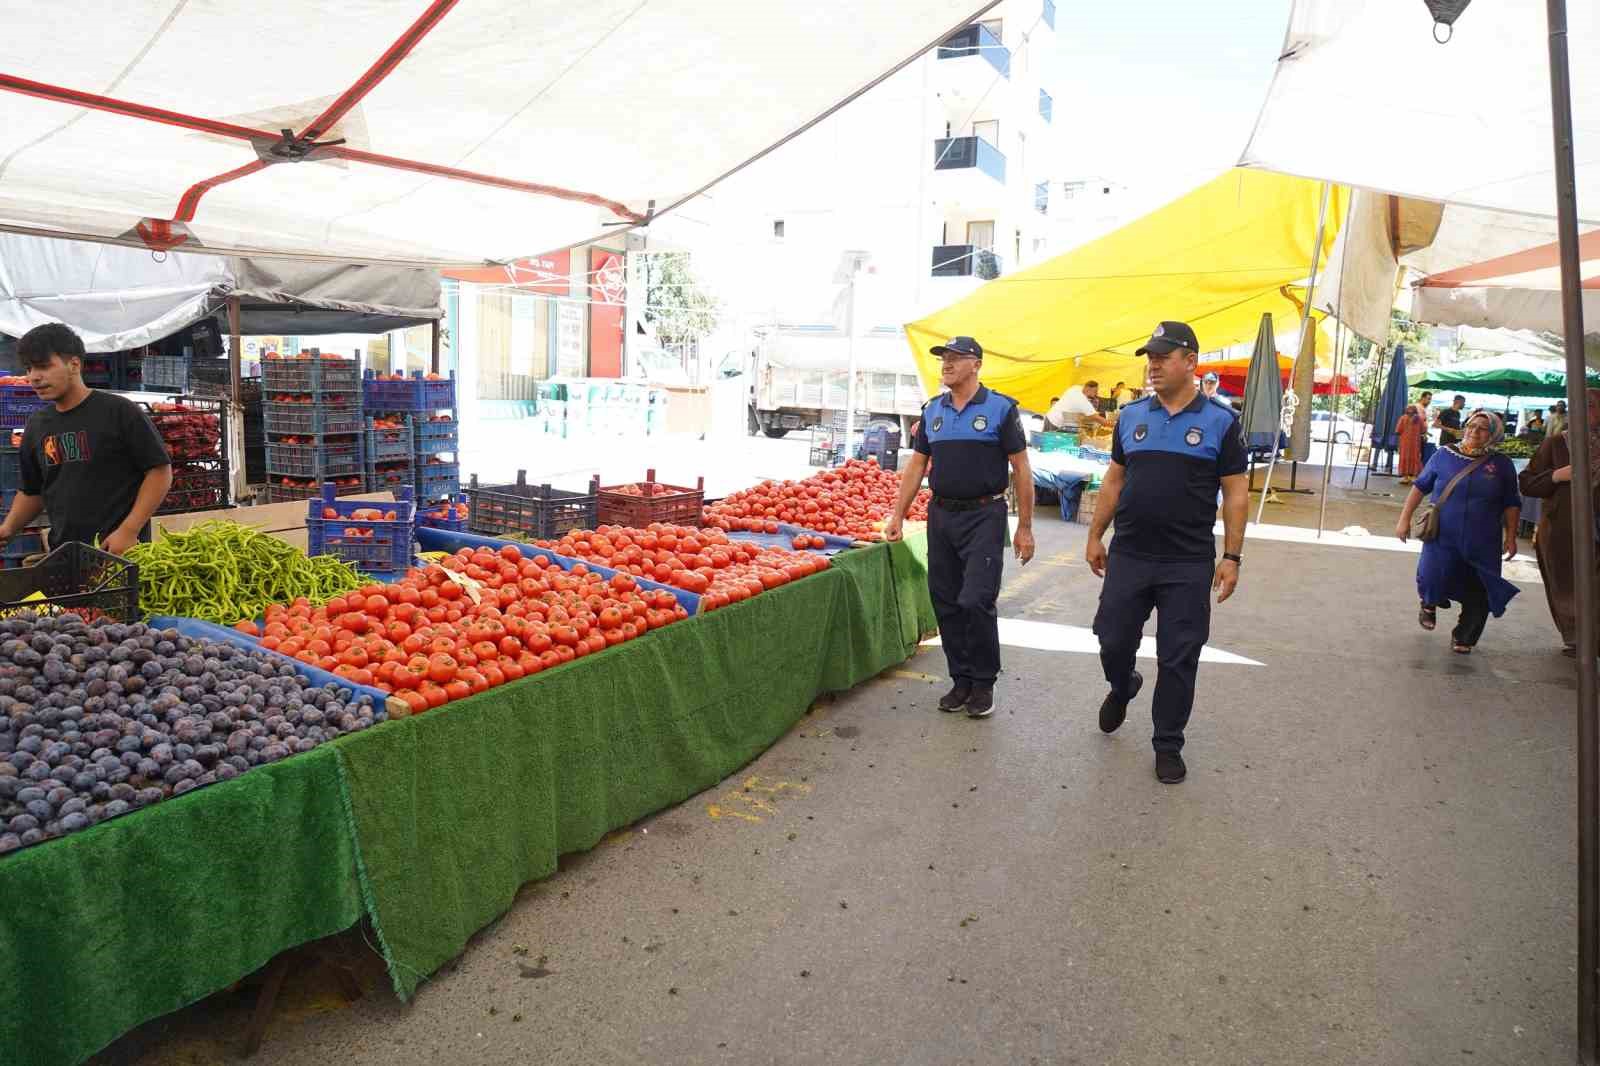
[42,430,91,466]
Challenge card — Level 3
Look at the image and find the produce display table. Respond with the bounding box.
[0,537,935,1066]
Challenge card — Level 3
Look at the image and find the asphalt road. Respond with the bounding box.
[94,506,1579,1066]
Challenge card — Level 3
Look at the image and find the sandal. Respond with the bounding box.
[1452,642,1473,655]
[1419,605,1437,631]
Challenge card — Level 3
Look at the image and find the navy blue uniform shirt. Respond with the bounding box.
[912,385,1026,499]
[1109,393,1247,561]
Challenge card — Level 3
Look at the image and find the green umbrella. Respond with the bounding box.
[1408,352,1600,398]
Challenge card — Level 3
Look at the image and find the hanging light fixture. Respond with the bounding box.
[1424,0,1472,43]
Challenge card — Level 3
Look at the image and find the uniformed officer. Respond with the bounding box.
[885,336,1034,719]
[1084,321,1247,783]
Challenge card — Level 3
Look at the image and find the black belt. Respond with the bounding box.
[932,493,1006,512]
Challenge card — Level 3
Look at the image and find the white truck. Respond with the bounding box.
[728,326,929,439]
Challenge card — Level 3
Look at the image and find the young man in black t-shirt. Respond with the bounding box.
[0,323,172,555]
[1434,394,1466,448]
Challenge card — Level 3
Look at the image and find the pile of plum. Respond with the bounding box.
[0,614,384,855]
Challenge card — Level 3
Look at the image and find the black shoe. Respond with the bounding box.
[938,680,972,713]
[1099,670,1143,734]
[966,685,995,719]
[1155,751,1187,784]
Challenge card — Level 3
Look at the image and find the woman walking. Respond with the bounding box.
[1396,403,1425,482]
[1518,388,1600,656]
[1396,410,1522,654]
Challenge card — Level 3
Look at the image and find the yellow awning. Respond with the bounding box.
[905,170,1348,411]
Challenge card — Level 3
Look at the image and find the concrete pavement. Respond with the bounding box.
[92,489,1579,1066]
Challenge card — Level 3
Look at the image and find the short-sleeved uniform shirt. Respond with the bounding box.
[1109,393,1247,561]
[912,385,1026,499]
[20,391,171,547]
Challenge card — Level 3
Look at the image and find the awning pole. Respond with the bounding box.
[430,319,441,374]
[1256,181,1331,525]
[1317,198,1357,537]
[1545,0,1599,1059]
[226,296,242,409]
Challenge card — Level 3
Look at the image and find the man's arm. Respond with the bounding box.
[0,493,45,546]
[1084,461,1124,577]
[102,465,172,555]
[1214,472,1247,603]
[882,451,928,542]
[1007,450,1034,563]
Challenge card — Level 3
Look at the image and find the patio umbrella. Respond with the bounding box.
[1240,314,1283,450]
[1372,345,1411,451]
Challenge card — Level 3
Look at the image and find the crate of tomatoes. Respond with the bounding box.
[264,350,361,392]
[702,458,928,541]
[466,470,599,540]
[306,483,416,574]
[596,468,704,528]
[417,493,469,533]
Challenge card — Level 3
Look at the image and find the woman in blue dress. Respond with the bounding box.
[1395,410,1522,654]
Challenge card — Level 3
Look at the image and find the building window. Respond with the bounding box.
[773,219,785,239]
[1038,89,1053,123]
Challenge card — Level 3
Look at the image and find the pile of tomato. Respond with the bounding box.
[702,459,929,540]
[247,543,687,714]
[533,523,829,611]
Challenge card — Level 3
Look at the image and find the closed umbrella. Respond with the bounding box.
[1373,344,1411,450]
[1240,314,1284,523]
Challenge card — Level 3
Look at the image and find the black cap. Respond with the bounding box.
[930,336,983,359]
[1137,321,1199,356]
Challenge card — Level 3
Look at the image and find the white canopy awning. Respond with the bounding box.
[0,1,995,266]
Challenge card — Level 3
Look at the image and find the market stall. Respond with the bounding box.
[0,457,938,1066]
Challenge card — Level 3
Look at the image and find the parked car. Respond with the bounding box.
[1309,411,1368,444]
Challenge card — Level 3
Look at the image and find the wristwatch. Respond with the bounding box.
[1222,553,1242,565]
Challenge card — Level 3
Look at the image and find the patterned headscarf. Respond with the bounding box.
[1456,409,1504,456]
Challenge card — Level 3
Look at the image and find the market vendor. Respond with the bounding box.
[0,322,172,555]
[1045,382,1112,433]
[885,335,1033,720]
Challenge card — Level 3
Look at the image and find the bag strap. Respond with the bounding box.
[1434,454,1491,509]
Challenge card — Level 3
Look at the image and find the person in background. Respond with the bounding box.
[1434,394,1467,449]
[0,322,172,555]
[886,336,1033,719]
[1086,321,1247,784]
[1396,410,1521,655]
[1548,400,1569,438]
[1522,409,1546,437]
[1200,371,1221,400]
[1045,382,1111,433]
[1116,381,1137,408]
[1519,387,1600,656]
[1396,403,1426,483]
[1108,381,1129,412]
[1415,390,1437,467]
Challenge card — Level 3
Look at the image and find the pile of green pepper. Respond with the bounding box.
[127,520,365,624]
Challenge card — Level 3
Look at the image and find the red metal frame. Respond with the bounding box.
[0,0,642,248]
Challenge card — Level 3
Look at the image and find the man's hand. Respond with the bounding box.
[101,527,137,556]
[1555,465,1574,484]
[1085,535,1107,578]
[883,515,904,543]
[1213,558,1239,603]
[1013,525,1034,565]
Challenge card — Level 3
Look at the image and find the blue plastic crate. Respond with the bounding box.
[0,446,21,493]
[415,462,460,502]
[365,418,413,461]
[363,370,457,412]
[265,402,363,436]
[416,492,468,532]
[0,529,45,567]
[0,386,46,430]
[411,417,459,455]
[364,460,414,494]
[266,439,363,478]
[306,483,415,573]
[264,355,361,392]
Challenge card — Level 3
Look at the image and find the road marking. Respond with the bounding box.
[706,774,813,824]
[923,616,1263,666]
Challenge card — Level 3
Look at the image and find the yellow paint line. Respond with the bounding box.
[706,803,761,823]
[889,670,941,683]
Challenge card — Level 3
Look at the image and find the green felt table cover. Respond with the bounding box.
[0,538,934,1064]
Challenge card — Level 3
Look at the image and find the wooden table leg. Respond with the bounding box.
[242,953,291,1058]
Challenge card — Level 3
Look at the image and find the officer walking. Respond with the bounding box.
[1084,322,1247,782]
[885,336,1034,719]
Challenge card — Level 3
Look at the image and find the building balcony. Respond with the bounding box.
[931,245,1003,279]
[933,136,1007,183]
[937,24,1010,78]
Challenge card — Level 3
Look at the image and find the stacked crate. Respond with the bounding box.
[363,370,459,502]
[264,353,365,502]
[364,415,414,495]
[0,434,45,565]
[145,398,230,514]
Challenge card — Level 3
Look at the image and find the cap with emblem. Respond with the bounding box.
[1137,321,1199,357]
[1202,371,1218,385]
[930,336,983,359]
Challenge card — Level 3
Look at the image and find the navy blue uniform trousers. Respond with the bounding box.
[1093,552,1212,753]
[926,499,1006,684]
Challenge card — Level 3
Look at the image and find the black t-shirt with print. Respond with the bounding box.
[1437,407,1463,445]
[19,391,171,547]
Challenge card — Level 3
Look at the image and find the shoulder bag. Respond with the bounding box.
[1411,455,1490,541]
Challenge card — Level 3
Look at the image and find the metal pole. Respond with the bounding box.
[1257,182,1332,525]
[843,267,858,463]
[1545,1,1598,1058]
[1361,347,1386,491]
[226,296,242,409]
[430,319,441,375]
[1317,197,1357,537]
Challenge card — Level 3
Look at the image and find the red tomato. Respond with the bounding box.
[427,653,458,684]
[399,690,429,715]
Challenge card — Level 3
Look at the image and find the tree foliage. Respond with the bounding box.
[643,252,719,348]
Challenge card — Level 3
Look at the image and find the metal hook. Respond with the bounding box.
[151,250,167,264]
[1433,20,1453,44]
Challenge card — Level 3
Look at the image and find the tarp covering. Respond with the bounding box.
[1412,227,1600,336]
[1408,352,1600,399]
[0,1,997,266]
[904,171,1345,410]
[1200,353,1351,397]
[0,232,440,350]
[1240,0,1599,225]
